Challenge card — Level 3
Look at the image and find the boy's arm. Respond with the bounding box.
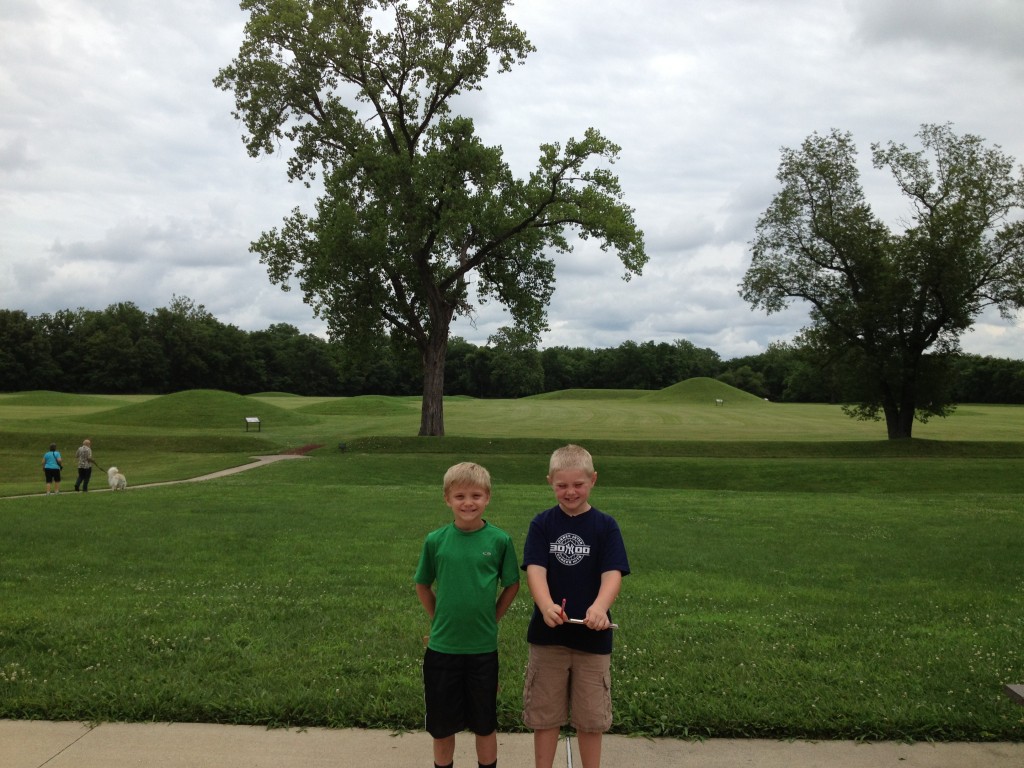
[584,570,623,630]
[495,582,519,621]
[526,564,565,628]
[415,583,436,619]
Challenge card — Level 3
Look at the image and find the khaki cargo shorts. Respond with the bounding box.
[522,643,612,732]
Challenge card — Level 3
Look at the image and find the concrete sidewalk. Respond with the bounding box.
[2,720,1022,768]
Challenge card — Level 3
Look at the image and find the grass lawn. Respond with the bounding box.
[1,384,1023,741]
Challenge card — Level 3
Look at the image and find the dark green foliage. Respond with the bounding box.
[742,124,1024,437]
[7,301,351,396]
[5,304,1024,404]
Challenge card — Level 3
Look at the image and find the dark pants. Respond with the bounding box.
[75,467,92,491]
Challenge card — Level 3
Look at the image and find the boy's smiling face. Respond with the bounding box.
[548,468,597,517]
[444,483,490,531]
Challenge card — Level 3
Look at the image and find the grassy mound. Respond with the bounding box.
[528,379,766,404]
[527,389,651,400]
[78,389,316,428]
[0,390,122,407]
[644,376,767,404]
[297,395,420,416]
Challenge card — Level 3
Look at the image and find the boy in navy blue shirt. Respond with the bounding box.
[521,445,630,768]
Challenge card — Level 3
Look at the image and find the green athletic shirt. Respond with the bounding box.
[415,521,519,654]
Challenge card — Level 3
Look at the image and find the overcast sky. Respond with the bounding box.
[3,0,1024,360]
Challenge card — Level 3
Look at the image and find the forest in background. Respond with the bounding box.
[2,298,1023,403]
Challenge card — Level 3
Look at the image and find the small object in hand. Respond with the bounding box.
[568,618,619,629]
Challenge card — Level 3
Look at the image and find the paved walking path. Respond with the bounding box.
[3,720,1022,768]
[134,453,311,488]
[2,453,310,499]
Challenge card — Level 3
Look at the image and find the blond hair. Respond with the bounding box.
[548,444,595,475]
[443,462,492,494]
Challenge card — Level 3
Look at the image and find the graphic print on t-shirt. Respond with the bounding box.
[550,533,591,566]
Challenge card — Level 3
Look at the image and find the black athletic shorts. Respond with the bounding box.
[422,648,499,739]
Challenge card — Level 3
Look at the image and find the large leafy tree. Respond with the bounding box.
[487,326,543,397]
[741,124,1024,438]
[215,0,646,435]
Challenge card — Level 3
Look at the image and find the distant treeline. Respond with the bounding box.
[2,299,1023,403]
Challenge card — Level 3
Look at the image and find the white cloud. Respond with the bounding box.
[2,0,1023,360]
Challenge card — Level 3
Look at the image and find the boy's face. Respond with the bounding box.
[444,483,490,531]
[547,468,597,517]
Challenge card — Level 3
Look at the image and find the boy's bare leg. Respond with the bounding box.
[475,730,497,764]
[533,727,560,768]
[433,735,455,766]
[577,731,603,768]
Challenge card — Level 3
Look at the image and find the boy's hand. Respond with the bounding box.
[541,601,567,628]
[583,605,612,631]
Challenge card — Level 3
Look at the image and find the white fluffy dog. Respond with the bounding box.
[108,466,127,491]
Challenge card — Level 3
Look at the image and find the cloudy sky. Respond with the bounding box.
[3,0,1024,360]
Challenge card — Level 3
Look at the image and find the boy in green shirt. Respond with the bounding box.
[415,462,520,768]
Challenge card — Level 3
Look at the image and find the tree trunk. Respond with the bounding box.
[883,402,915,439]
[419,335,448,436]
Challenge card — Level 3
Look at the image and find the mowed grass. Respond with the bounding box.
[1,385,1023,741]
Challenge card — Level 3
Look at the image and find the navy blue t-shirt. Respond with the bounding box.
[521,505,630,654]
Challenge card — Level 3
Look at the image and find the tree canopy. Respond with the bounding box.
[214,0,646,435]
[8,301,1024,404]
[741,123,1024,438]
